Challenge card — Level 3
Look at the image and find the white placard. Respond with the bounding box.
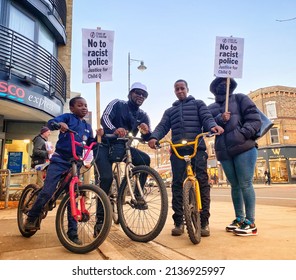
[82,28,114,83]
[214,36,244,78]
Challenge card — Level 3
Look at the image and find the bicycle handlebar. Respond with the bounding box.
[51,121,97,162]
[158,132,218,160]
[103,133,144,144]
[51,121,78,135]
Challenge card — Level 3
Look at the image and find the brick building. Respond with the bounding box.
[250,86,296,184]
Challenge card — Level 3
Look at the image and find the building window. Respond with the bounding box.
[9,5,35,41]
[9,3,57,56]
[265,101,277,119]
[270,127,280,144]
[39,24,55,55]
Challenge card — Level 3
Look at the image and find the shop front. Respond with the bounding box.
[256,146,296,184]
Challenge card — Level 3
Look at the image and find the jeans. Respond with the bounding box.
[28,155,78,237]
[170,149,210,227]
[220,147,257,224]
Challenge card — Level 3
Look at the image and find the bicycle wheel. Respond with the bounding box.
[118,165,168,242]
[55,184,112,254]
[183,180,201,244]
[17,184,41,237]
[109,176,120,224]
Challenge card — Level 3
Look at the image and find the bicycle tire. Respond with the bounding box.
[183,180,201,244]
[109,176,120,224]
[55,184,112,254]
[17,184,41,238]
[118,165,168,242]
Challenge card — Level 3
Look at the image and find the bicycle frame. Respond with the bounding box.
[123,135,146,201]
[68,132,97,221]
[159,132,211,211]
[105,133,146,202]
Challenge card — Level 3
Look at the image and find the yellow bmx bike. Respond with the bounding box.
[159,132,215,244]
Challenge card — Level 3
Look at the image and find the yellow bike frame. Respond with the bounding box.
[159,132,210,211]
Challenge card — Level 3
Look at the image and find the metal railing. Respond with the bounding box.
[0,25,66,102]
[0,169,11,208]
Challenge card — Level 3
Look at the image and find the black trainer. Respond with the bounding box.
[201,224,210,237]
[226,218,244,232]
[24,216,39,231]
[68,235,82,245]
[135,196,148,210]
[171,224,184,236]
[233,220,258,236]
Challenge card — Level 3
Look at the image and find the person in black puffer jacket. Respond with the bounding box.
[148,79,224,237]
[208,77,261,237]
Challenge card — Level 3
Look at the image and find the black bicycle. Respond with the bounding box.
[102,133,168,242]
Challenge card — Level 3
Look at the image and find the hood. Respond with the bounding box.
[209,77,237,95]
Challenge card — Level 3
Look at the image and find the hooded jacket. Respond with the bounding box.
[208,78,261,160]
[150,95,217,150]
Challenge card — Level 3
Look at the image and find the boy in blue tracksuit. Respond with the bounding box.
[25,96,97,245]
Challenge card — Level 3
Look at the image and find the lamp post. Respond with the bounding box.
[128,52,147,91]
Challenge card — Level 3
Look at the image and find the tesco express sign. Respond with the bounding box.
[0,81,25,98]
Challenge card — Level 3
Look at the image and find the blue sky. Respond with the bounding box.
[71,0,296,129]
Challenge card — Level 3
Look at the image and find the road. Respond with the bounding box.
[211,185,296,207]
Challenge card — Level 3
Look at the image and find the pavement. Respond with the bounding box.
[0,184,296,261]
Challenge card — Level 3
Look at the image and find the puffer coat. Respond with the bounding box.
[208,92,261,160]
[150,95,217,150]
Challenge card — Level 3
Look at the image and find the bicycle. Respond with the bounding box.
[102,133,168,242]
[17,124,112,254]
[158,132,215,244]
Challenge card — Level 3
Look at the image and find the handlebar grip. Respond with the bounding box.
[103,134,118,140]
[51,121,77,134]
[51,121,61,130]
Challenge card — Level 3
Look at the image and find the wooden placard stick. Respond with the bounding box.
[225,77,230,112]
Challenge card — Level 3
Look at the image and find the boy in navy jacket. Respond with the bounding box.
[25,96,97,245]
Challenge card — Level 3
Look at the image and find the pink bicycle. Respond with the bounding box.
[17,125,112,254]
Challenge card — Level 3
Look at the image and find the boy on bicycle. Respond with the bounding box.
[25,96,98,245]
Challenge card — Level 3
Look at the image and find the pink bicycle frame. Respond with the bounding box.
[68,132,97,221]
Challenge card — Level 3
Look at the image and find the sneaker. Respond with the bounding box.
[135,196,148,210]
[24,216,39,231]
[233,220,258,236]
[201,224,210,237]
[68,235,82,245]
[171,224,184,236]
[225,218,244,232]
[93,223,103,238]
